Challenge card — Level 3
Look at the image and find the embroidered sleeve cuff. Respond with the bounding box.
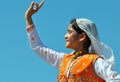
[26,24,35,33]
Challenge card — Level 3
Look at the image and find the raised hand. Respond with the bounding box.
[25,0,44,17]
[25,0,44,25]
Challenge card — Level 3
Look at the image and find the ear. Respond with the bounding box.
[78,32,86,42]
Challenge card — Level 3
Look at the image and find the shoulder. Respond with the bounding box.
[83,54,101,61]
[86,54,104,63]
[63,54,73,59]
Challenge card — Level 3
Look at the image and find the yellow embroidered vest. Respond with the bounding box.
[58,54,105,82]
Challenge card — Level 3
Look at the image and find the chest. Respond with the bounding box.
[58,54,105,82]
[59,54,95,75]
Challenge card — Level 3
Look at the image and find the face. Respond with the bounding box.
[64,24,80,50]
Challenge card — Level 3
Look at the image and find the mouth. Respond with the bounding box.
[66,40,69,44]
[66,39,69,42]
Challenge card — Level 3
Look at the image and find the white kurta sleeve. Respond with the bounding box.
[94,58,120,82]
[26,24,65,68]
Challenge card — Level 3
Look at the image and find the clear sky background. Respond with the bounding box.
[0,0,120,82]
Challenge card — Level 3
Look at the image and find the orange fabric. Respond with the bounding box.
[58,54,105,82]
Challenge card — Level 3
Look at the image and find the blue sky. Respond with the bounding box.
[0,0,120,82]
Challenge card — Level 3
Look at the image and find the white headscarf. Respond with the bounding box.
[76,18,114,64]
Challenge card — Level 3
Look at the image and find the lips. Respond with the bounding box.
[66,39,69,42]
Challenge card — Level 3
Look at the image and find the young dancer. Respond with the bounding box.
[25,0,120,82]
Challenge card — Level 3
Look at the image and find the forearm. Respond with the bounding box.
[26,25,65,68]
[26,24,43,48]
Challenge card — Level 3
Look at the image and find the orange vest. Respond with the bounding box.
[58,54,105,82]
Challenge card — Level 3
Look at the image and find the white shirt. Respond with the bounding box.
[26,24,120,82]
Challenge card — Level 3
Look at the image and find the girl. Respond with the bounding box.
[25,0,120,82]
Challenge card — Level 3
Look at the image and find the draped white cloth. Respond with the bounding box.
[76,18,114,64]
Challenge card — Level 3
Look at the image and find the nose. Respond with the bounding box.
[64,33,68,39]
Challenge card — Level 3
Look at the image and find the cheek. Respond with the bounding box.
[65,34,79,49]
[67,37,79,49]
[70,37,76,42]
[70,35,79,42]
[68,35,79,47]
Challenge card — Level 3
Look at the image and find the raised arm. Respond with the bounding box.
[25,0,44,26]
[25,0,65,68]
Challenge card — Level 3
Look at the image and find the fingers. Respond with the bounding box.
[29,0,44,12]
[30,1,34,9]
[38,0,45,9]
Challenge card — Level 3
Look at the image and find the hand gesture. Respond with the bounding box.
[25,0,44,25]
[25,0,44,18]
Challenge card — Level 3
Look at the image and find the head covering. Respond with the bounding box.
[76,18,114,64]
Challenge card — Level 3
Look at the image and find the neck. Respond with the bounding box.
[73,50,88,59]
[74,45,88,53]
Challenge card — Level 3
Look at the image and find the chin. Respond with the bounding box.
[65,45,69,48]
[66,45,75,50]
[65,43,69,48]
[65,43,73,49]
[66,45,71,49]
